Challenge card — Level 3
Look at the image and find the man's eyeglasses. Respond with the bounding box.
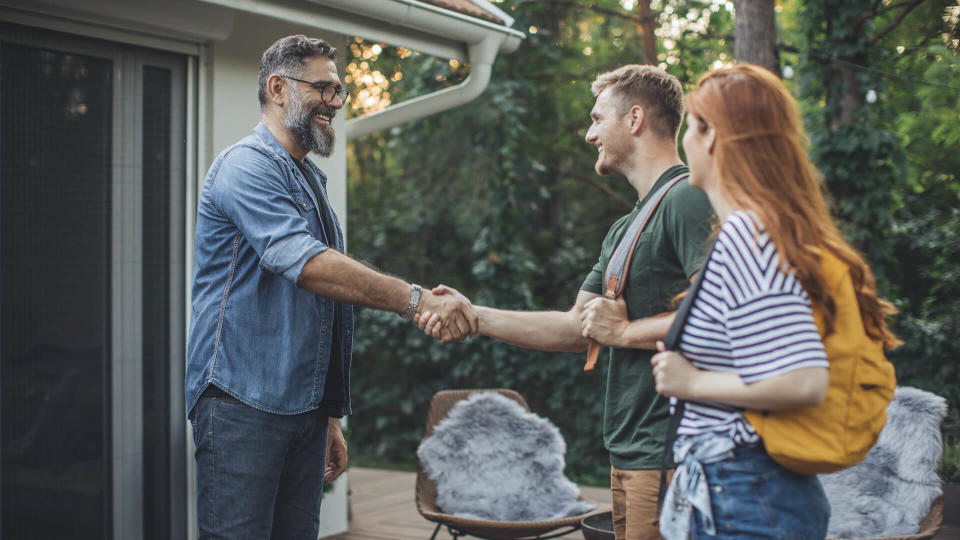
[281,75,350,103]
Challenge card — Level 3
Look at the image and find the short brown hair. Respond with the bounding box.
[591,65,684,139]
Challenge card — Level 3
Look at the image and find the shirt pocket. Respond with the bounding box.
[288,186,317,216]
[286,184,329,245]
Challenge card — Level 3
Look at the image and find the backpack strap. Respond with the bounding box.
[583,173,689,371]
[657,401,685,513]
[656,240,716,513]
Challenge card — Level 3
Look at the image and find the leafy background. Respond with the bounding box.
[342,0,960,485]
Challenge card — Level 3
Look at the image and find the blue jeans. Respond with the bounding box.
[691,445,830,539]
[190,387,329,540]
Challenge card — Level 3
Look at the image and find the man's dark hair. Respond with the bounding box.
[258,35,337,106]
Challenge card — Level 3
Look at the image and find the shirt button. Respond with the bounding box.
[714,486,722,493]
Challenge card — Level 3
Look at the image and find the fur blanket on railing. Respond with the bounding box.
[417,392,596,522]
[820,386,947,538]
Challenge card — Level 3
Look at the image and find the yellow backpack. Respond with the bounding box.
[744,250,897,475]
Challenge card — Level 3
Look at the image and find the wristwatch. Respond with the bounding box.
[400,283,422,320]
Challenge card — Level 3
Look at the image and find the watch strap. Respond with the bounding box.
[400,284,422,320]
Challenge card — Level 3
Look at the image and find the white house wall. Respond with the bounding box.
[0,0,233,50]
[209,11,349,242]
[1,1,351,538]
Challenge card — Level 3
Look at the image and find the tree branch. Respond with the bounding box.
[527,61,642,81]
[857,0,886,24]
[877,0,928,13]
[869,0,928,45]
[893,32,940,55]
[570,175,635,209]
[778,42,800,53]
[518,0,649,25]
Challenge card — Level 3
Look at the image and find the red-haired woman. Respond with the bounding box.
[652,64,901,539]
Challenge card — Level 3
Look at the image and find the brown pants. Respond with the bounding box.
[610,466,674,540]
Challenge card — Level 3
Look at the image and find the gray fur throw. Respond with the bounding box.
[820,386,946,538]
[417,392,596,521]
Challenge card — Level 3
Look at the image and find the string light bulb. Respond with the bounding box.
[866,89,878,104]
[782,62,794,80]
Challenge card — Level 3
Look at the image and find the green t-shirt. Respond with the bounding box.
[581,165,713,469]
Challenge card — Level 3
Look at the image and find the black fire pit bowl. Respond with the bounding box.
[580,511,614,540]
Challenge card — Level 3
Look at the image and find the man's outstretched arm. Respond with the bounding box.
[419,288,599,352]
[297,249,477,340]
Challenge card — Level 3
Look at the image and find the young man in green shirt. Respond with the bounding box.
[419,65,712,539]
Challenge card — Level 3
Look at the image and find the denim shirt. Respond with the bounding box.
[185,123,353,417]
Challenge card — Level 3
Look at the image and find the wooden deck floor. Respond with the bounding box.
[328,467,960,540]
[326,467,611,540]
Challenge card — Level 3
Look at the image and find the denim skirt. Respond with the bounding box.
[691,444,831,539]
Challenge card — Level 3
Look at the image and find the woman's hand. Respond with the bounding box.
[651,341,702,400]
[651,342,829,409]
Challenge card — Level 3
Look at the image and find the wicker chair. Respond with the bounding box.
[415,389,607,540]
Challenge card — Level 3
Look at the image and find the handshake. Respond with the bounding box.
[410,284,637,348]
[412,284,478,343]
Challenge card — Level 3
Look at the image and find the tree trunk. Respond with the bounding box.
[831,61,862,131]
[821,13,867,132]
[734,0,780,76]
[637,0,658,65]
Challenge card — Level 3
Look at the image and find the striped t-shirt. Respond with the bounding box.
[675,211,829,445]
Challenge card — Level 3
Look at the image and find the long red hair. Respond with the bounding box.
[686,64,900,348]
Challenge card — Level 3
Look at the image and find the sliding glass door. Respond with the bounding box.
[1,36,114,540]
[0,23,188,539]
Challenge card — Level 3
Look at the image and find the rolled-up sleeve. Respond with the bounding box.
[210,147,328,283]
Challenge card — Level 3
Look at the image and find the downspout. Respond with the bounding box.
[306,0,524,140]
[345,35,502,140]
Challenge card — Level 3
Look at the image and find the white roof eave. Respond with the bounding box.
[197,0,525,139]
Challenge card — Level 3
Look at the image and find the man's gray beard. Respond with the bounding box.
[283,91,335,157]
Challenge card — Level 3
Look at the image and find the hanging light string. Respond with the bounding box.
[830,57,960,92]
[784,54,960,93]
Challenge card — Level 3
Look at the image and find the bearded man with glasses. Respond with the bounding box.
[185,34,478,539]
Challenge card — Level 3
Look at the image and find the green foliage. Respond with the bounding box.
[942,439,960,484]
[796,0,902,271]
[345,0,960,486]
[887,196,960,412]
[794,0,960,441]
[345,1,735,486]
